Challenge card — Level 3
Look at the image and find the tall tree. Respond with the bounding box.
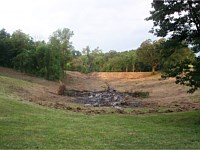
[129,50,137,72]
[11,30,35,57]
[35,42,50,78]
[48,28,74,79]
[11,30,36,71]
[82,46,93,72]
[147,0,200,92]
[50,28,74,71]
[136,39,163,73]
[90,47,104,72]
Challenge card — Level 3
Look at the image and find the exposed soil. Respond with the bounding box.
[1,67,200,114]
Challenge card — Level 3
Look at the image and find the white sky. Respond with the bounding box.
[0,0,158,52]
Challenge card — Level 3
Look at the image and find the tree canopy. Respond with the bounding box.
[136,39,164,73]
[0,22,197,84]
[147,0,200,93]
[0,28,74,80]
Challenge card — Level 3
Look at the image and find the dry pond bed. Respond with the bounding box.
[64,88,150,108]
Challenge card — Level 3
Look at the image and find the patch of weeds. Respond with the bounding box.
[133,91,150,98]
[125,91,149,98]
[125,89,150,98]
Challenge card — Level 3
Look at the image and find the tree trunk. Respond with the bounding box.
[132,64,135,72]
[152,65,156,73]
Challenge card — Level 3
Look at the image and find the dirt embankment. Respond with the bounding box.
[1,67,200,114]
[89,72,155,80]
[63,71,161,91]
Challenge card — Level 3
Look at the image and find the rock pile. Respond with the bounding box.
[64,84,149,108]
[85,89,125,107]
[65,88,127,107]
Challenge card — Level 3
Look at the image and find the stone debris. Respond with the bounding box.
[65,88,126,107]
[64,83,150,108]
[84,89,125,107]
[64,88,149,108]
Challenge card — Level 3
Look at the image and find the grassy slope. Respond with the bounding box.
[0,75,200,149]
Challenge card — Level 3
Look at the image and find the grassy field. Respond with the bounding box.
[1,90,200,149]
[0,73,200,149]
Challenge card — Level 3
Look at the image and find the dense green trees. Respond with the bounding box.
[68,49,139,73]
[136,38,195,74]
[0,28,74,80]
[47,28,74,80]
[0,29,12,67]
[0,24,196,84]
[147,0,200,92]
[161,39,195,71]
[136,39,163,73]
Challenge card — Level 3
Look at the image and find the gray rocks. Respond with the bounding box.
[84,90,125,107]
[65,89,127,107]
[64,87,149,108]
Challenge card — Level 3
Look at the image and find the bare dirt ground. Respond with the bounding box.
[1,67,200,114]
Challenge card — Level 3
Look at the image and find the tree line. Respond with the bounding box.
[0,28,73,80]
[0,28,195,80]
[0,1,199,93]
[68,39,194,74]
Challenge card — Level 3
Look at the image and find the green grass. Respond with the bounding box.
[0,75,31,94]
[0,74,200,149]
[0,92,200,149]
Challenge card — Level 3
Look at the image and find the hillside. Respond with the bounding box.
[1,67,200,149]
[0,67,200,114]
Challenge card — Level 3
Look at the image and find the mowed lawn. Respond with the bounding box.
[0,93,200,149]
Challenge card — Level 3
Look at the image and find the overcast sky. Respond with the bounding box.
[0,0,158,52]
